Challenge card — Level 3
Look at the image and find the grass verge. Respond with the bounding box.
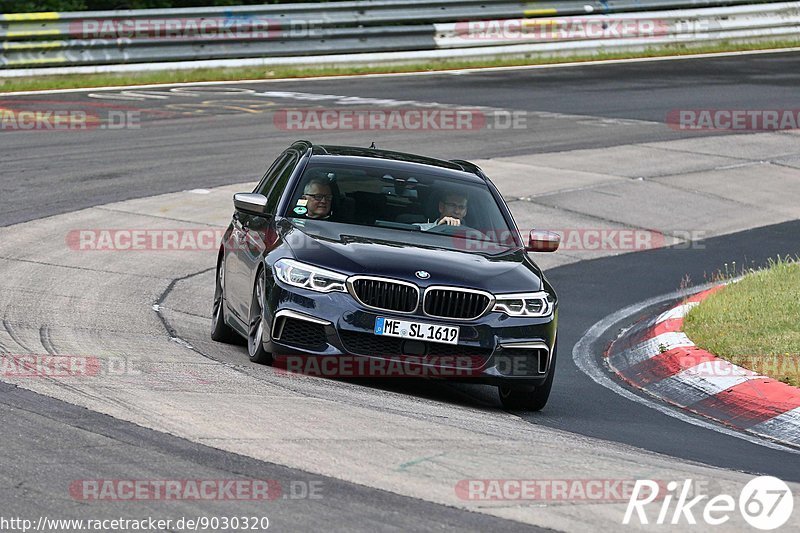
[683,257,800,386]
[1,39,800,93]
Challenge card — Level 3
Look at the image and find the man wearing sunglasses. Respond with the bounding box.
[301,178,334,220]
[415,191,468,231]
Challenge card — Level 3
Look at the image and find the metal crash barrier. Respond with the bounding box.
[1,0,798,74]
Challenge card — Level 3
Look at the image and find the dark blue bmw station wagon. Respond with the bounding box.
[212,140,560,410]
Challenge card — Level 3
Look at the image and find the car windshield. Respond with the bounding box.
[285,161,520,253]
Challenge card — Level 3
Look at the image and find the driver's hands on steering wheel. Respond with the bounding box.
[437,216,461,226]
[429,220,490,242]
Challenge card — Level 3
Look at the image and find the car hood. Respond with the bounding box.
[281,222,543,293]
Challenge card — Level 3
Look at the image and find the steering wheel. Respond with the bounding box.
[427,222,490,241]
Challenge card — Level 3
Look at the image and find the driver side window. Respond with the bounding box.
[265,154,299,214]
[254,152,293,196]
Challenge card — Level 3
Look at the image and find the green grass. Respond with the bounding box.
[2,38,799,93]
[683,257,800,386]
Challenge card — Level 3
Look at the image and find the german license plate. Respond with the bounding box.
[374,317,459,345]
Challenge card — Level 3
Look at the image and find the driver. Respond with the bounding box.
[301,178,333,219]
[415,191,468,231]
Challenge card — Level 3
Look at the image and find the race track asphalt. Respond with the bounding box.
[2,51,799,528]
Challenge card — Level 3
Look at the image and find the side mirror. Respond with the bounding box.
[526,230,560,253]
[233,193,269,215]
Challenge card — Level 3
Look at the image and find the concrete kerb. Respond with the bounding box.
[606,283,800,448]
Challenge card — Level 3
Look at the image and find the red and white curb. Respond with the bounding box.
[607,285,800,447]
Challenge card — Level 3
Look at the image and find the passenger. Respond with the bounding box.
[415,191,468,231]
[301,178,334,219]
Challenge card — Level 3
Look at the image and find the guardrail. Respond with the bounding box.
[1,0,797,74]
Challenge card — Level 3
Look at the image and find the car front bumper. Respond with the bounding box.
[263,282,557,386]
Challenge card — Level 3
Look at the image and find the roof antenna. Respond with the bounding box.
[369,141,376,149]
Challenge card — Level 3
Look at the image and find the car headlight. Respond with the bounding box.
[273,258,347,293]
[492,291,554,317]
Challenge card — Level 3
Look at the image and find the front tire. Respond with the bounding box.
[247,269,273,365]
[211,255,237,343]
